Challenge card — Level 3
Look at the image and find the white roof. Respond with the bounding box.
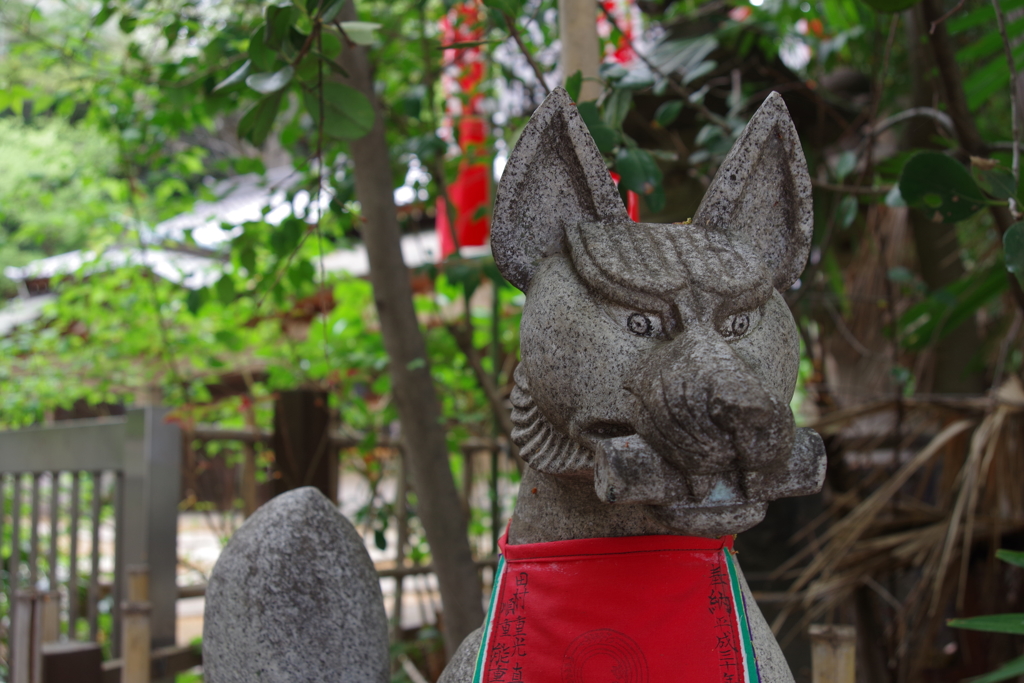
[148,166,303,249]
[0,294,57,337]
[4,247,222,290]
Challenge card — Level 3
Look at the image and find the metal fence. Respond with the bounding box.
[0,408,180,682]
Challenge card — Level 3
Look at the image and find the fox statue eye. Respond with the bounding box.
[720,309,761,340]
[627,313,654,337]
[604,303,665,338]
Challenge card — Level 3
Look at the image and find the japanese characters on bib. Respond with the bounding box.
[473,533,760,683]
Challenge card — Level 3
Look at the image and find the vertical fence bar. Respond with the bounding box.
[393,447,409,639]
[490,445,500,554]
[29,473,40,588]
[68,471,81,639]
[88,471,101,642]
[48,472,59,592]
[1,474,6,610]
[112,470,125,658]
[0,475,6,657]
[10,475,22,634]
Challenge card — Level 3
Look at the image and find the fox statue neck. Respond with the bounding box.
[507,466,673,545]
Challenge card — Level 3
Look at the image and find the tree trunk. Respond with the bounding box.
[558,0,602,101]
[338,4,484,658]
[270,389,336,503]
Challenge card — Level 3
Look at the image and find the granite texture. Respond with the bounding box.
[203,487,389,683]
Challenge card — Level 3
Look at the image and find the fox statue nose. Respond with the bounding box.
[707,384,774,433]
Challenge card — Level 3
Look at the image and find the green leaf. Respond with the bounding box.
[654,100,684,127]
[947,613,1024,635]
[899,151,987,223]
[214,330,243,351]
[118,13,138,34]
[859,0,919,12]
[578,101,621,153]
[265,3,294,49]
[237,91,285,146]
[834,150,857,182]
[565,70,583,102]
[271,217,305,258]
[483,0,524,15]
[603,88,633,129]
[93,3,115,26]
[1005,221,1024,285]
[213,60,252,92]
[682,60,716,85]
[296,54,321,83]
[899,265,1008,350]
[616,147,663,211]
[239,246,257,275]
[965,654,1024,683]
[320,0,346,22]
[838,194,858,229]
[972,163,1018,200]
[186,288,207,315]
[215,275,236,306]
[288,259,315,289]
[374,528,387,550]
[617,68,655,90]
[997,549,1024,569]
[248,25,277,72]
[320,28,342,59]
[304,83,374,140]
[312,51,349,77]
[246,66,295,94]
[163,20,182,48]
[290,26,310,51]
[339,21,382,46]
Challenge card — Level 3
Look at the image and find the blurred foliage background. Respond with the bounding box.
[1,0,1023,679]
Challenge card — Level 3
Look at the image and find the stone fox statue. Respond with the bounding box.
[203,88,825,683]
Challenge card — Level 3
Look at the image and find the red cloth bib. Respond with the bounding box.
[473,532,760,683]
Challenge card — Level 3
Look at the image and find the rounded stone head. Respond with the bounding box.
[492,88,825,537]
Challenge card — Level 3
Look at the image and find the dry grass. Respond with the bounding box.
[774,377,1024,680]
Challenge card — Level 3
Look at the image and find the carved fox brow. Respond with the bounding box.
[564,219,770,317]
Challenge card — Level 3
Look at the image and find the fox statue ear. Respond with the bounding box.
[492,87,629,291]
[692,92,813,293]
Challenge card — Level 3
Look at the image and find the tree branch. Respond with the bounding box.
[502,12,551,95]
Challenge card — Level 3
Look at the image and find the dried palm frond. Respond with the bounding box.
[776,377,1024,681]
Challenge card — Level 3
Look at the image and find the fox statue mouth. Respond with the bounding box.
[510,374,826,536]
[586,430,823,536]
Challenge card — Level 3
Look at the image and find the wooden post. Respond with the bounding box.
[38,592,59,646]
[809,624,856,683]
[11,590,60,683]
[558,0,602,101]
[12,591,34,683]
[121,408,180,659]
[270,390,335,503]
[121,565,151,683]
[241,440,258,517]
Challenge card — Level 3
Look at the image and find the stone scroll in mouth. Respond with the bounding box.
[492,87,826,537]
